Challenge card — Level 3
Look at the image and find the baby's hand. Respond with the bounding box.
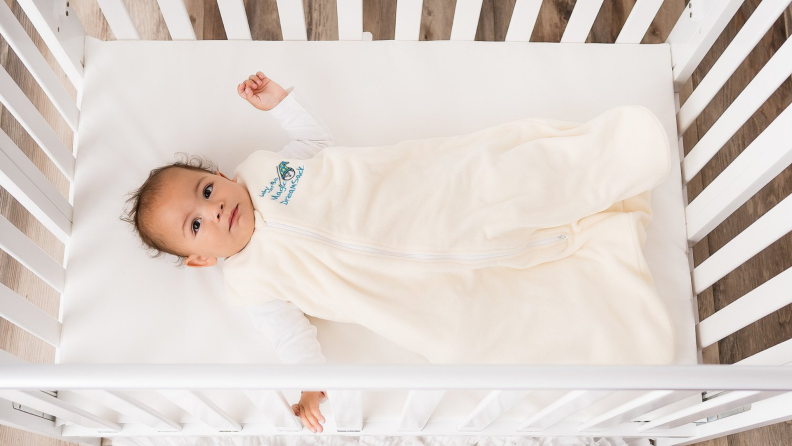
[291,391,327,433]
[237,71,288,111]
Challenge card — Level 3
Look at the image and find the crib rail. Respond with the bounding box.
[1,0,792,445]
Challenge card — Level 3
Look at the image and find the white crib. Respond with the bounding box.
[0,0,791,445]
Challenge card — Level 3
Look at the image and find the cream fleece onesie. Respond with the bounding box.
[227,94,676,365]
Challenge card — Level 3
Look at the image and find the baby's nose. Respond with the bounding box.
[217,203,224,220]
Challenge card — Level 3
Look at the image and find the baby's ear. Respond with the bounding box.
[185,254,217,268]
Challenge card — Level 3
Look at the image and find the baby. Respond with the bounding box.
[122,71,677,433]
[122,71,329,433]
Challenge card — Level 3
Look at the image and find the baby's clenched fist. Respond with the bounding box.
[237,71,288,111]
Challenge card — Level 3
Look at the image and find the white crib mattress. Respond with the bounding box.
[57,37,698,425]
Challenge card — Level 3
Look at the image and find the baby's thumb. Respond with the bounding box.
[291,404,300,416]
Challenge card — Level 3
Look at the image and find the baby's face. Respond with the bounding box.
[152,168,255,267]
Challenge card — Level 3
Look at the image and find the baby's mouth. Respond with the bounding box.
[229,205,239,230]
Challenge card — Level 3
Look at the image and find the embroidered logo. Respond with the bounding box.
[260,161,305,206]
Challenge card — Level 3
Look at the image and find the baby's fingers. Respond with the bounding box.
[256,71,267,81]
[311,406,326,425]
[248,75,262,86]
[301,404,321,433]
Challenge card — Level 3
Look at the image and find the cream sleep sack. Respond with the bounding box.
[224,105,676,365]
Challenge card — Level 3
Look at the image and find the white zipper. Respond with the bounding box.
[264,221,570,261]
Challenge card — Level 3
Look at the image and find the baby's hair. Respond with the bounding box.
[120,152,218,266]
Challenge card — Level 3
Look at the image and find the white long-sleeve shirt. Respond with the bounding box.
[242,85,332,365]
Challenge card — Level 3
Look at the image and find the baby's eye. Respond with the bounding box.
[203,183,213,199]
[192,218,201,234]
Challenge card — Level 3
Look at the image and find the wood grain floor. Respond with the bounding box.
[1,0,790,445]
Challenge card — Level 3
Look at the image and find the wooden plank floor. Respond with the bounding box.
[1,0,790,445]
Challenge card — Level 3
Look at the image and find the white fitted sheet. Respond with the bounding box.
[57,37,697,425]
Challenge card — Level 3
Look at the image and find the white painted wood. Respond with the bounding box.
[397,390,446,431]
[505,0,543,42]
[517,390,612,431]
[0,282,61,347]
[735,338,792,366]
[676,0,792,135]
[0,140,71,243]
[638,390,786,431]
[95,0,140,40]
[61,419,697,438]
[0,127,72,222]
[77,390,182,432]
[692,194,792,294]
[157,390,240,431]
[157,387,242,431]
[0,65,75,182]
[242,390,302,431]
[560,0,604,43]
[449,0,483,41]
[0,390,121,431]
[275,0,307,41]
[17,0,85,91]
[0,395,100,446]
[682,36,792,184]
[578,391,698,431]
[615,0,663,44]
[2,365,792,391]
[0,214,65,292]
[665,0,744,91]
[337,0,363,40]
[327,390,362,432]
[685,103,792,243]
[697,267,792,348]
[656,392,792,446]
[457,390,531,431]
[156,0,196,40]
[0,1,79,130]
[217,0,252,40]
[394,0,422,41]
[0,348,27,365]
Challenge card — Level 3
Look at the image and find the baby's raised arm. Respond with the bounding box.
[237,71,334,158]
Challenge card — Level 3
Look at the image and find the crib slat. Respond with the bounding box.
[676,0,792,135]
[0,390,121,431]
[685,103,792,244]
[394,0,422,41]
[0,282,61,347]
[158,390,241,431]
[692,194,792,295]
[0,65,75,182]
[736,339,792,366]
[578,391,698,431]
[457,390,531,431]
[156,0,196,40]
[216,0,251,40]
[517,391,612,431]
[681,36,792,185]
[78,390,182,432]
[0,348,27,365]
[560,0,604,43]
[327,390,362,432]
[95,0,139,40]
[638,390,787,431]
[665,0,744,91]
[0,2,79,131]
[615,0,663,44]
[449,0,483,41]
[242,390,302,431]
[397,390,446,431]
[0,214,65,293]
[505,0,542,42]
[698,268,792,349]
[337,0,363,40]
[275,0,307,41]
[16,0,85,91]
[0,136,72,244]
